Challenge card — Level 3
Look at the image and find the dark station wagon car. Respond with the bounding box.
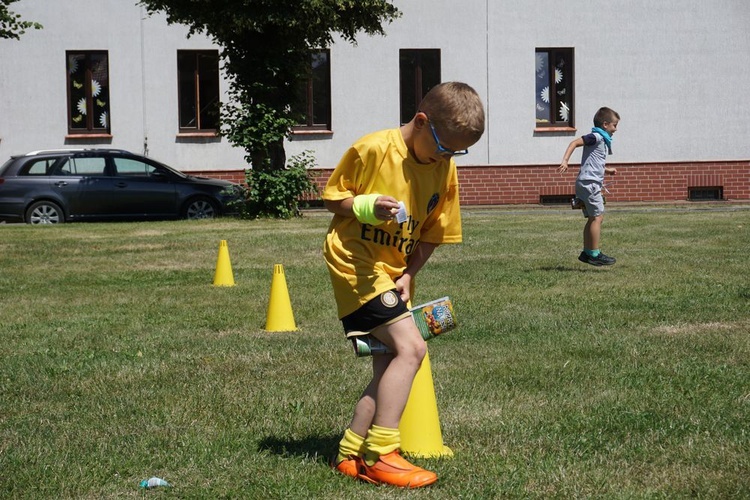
[0,149,243,224]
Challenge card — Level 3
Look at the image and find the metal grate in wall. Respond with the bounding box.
[688,186,723,201]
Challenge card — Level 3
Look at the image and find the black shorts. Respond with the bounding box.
[341,290,410,335]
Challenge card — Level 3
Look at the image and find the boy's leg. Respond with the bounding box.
[369,317,426,428]
[577,183,615,266]
[354,317,437,488]
[349,354,391,436]
[583,214,603,251]
[579,215,615,265]
[333,351,391,475]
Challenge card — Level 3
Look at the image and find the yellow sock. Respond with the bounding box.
[336,428,365,464]
[363,425,400,466]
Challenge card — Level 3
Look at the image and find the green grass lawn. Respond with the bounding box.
[1,204,748,498]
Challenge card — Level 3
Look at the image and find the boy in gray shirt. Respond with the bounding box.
[558,107,620,266]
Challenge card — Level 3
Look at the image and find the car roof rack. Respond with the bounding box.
[25,148,133,156]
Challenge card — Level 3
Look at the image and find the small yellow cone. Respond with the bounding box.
[264,264,297,331]
[213,240,235,287]
[399,349,453,458]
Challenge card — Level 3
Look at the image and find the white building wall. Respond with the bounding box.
[1,0,748,173]
[0,0,247,170]
[139,9,247,169]
[484,0,750,165]
[286,0,490,168]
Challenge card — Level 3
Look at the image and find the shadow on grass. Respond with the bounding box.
[538,265,592,273]
[258,433,341,463]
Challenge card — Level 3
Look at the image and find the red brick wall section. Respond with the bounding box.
[194,170,248,184]
[193,160,750,205]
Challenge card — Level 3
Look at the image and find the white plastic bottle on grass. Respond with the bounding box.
[140,477,171,488]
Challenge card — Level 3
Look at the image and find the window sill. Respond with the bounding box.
[65,134,113,139]
[534,127,577,133]
[291,129,333,137]
[177,131,219,138]
[175,132,221,144]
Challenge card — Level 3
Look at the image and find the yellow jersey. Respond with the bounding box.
[323,128,462,318]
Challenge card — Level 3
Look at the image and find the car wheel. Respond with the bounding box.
[183,197,218,220]
[26,201,65,224]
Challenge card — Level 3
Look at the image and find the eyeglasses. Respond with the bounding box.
[425,114,469,157]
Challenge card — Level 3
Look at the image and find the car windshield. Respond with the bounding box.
[149,159,188,179]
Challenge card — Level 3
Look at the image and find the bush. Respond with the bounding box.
[231,150,319,219]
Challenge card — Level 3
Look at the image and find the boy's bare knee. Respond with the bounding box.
[354,395,376,418]
[395,338,427,367]
[414,340,427,362]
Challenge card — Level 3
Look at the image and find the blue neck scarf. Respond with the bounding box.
[592,127,613,154]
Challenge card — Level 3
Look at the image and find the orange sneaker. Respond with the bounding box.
[331,456,359,479]
[356,450,437,488]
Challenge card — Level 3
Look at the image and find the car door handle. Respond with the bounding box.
[115,182,128,188]
[54,181,68,187]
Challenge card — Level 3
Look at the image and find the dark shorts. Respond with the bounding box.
[341,289,410,335]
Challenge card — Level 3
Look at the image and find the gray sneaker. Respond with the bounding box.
[578,251,616,266]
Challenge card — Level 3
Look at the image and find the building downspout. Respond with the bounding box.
[485,0,490,164]
[140,6,149,157]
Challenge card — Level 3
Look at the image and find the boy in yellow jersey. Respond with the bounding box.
[323,82,485,488]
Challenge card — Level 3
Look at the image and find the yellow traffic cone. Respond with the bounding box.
[213,240,235,287]
[264,264,297,331]
[399,349,453,458]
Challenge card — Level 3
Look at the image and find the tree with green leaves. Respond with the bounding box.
[0,0,41,40]
[139,0,401,217]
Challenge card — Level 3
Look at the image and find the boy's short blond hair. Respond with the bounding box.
[418,82,485,144]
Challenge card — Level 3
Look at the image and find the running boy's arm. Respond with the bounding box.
[395,242,438,304]
[557,137,585,173]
